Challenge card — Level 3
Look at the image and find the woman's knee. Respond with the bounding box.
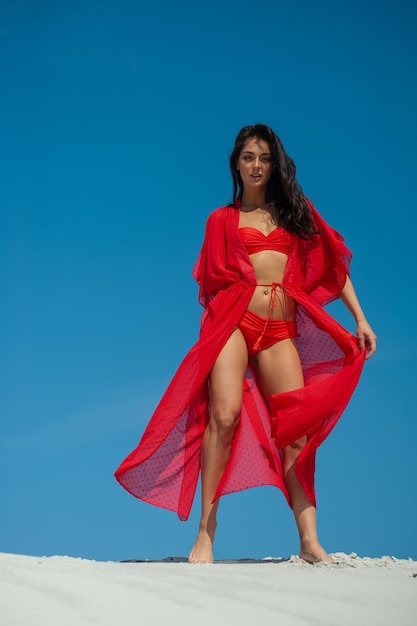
[284,436,307,465]
[208,405,241,443]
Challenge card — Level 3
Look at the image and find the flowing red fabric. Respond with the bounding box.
[115,200,365,520]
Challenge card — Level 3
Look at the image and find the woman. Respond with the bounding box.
[115,124,377,564]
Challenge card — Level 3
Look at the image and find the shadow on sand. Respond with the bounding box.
[119,556,289,564]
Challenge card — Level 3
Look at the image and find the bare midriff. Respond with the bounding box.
[247,250,295,321]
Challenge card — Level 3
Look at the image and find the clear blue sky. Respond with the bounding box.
[1,0,416,562]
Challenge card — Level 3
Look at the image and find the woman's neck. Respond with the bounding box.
[240,191,268,211]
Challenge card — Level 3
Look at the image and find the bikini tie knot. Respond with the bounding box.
[253,282,285,352]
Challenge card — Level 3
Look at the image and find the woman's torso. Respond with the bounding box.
[238,209,296,321]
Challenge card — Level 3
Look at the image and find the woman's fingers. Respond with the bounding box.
[364,334,377,359]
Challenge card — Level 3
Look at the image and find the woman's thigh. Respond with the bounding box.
[255,338,304,401]
[209,329,248,416]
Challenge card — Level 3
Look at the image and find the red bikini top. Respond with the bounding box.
[238,226,292,256]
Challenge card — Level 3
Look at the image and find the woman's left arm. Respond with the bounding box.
[340,276,377,359]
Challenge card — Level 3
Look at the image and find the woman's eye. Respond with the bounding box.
[243,155,253,161]
[261,157,271,163]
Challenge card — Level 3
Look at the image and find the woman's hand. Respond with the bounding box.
[339,277,377,360]
[356,319,377,359]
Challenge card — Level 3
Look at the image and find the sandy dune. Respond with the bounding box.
[0,552,416,626]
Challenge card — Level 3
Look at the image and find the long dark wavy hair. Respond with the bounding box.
[230,124,320,238]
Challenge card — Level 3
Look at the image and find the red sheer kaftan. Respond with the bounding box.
[115,201,365,520]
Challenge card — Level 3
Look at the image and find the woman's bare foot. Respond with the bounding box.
[299,540,333,564]
[188,525,216,563]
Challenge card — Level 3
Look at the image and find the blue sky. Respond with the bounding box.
[1,0,416,562]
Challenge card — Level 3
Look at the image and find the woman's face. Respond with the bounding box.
[236,137,273,191]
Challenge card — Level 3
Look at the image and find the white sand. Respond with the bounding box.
[0,552,416,626]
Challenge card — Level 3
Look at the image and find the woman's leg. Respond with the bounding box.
[256,339,332,563]
[188,329,248,563]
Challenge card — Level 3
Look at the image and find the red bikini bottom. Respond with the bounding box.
[237,309,297,357]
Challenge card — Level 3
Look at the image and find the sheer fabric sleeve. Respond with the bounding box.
[192,208,243,308]
[302,199,353,306]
